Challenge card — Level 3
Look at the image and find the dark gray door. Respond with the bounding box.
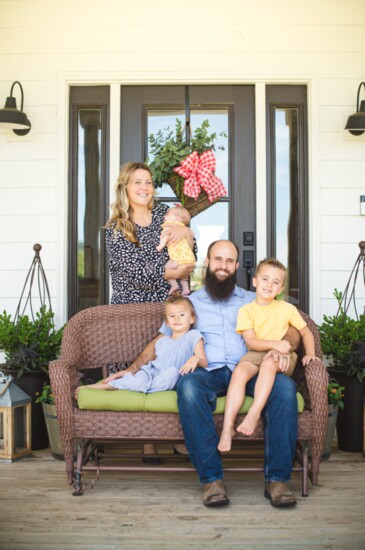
[120,85,256,289]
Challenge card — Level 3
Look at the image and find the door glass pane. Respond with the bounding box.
[77,109,102,311]
[191,111,229,197]
[274,108,299,304]
[191,202,229,291]
[147,110,185,198]
[147,108,229,289]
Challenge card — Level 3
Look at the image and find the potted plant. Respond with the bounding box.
[0,306,64,449]
[321,380,345,460]
[36,382,80,460]
[148,118,227,217]
[319,289,365,452]
[35,383,63,459]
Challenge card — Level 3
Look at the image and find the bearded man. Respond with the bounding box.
[126,240,299,508]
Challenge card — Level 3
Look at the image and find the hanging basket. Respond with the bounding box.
[167,175,220,218]
[148,114,227,218]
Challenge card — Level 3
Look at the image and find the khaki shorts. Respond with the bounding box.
[239,350,298,377]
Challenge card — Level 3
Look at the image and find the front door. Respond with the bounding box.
[120,85,256,289]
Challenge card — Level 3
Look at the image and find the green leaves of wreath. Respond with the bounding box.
[147,119,227,190]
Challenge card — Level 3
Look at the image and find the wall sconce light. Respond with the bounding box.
[345,81,365,136]
[0,81,31,136]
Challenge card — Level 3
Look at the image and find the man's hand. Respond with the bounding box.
[104,370,129,383]
[165,263,195,281]
[263,349,291,372]
[270,340,291,354]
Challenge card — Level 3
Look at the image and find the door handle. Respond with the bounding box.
[243,250,254,289]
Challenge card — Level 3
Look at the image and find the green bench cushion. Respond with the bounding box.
[77,388,305,414]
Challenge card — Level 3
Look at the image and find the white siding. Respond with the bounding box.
[0,0,364,325]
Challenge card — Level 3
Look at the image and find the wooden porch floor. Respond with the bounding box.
[0,442,364,550]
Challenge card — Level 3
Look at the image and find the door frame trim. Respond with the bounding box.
[57,73,320,324]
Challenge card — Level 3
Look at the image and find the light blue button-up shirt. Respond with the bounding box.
[160,286,256,372]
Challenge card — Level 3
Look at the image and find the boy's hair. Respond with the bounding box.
[164,291,196,322]
[255,257,287,280]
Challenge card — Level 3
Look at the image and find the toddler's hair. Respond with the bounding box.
[255,257,287,279]
[164,291,196,322]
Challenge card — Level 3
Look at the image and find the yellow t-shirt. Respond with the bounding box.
[236,299,306,340]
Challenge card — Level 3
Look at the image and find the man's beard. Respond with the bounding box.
[204,266,237,301]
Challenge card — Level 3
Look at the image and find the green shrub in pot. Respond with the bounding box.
[0,305,64,377]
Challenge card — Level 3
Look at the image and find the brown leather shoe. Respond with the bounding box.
[203,479,230,507]
[264,481,296,507]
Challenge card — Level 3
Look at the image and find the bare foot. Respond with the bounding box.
[144,443,157,455]
[174,443,189,456]
[218,428,235,452]
[236,410,260,436]
[181,289,191,296]
[168,285,179,295]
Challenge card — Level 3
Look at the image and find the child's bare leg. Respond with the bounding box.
[237,357,280,436]
[218,361,258,452]
[167,278,179,294]
[180,279,190,296]
[164,259,180,294]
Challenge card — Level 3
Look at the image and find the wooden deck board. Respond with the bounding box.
[0,444,364,550]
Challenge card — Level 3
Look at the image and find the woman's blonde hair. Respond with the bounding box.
[106,162,155,244]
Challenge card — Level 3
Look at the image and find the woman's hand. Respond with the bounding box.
[164,263,195,281]
[161,224,193,247]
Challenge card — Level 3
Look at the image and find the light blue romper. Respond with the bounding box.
[109,329,203,393]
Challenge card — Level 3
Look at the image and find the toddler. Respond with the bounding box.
[77,293,207,395]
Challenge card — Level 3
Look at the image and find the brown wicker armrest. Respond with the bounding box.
[298,311,328,484]
[49,358,79,482]
[303,357,328,459]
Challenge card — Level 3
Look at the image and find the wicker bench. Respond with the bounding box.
[49,302,328,496]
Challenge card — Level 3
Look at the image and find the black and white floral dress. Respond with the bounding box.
[105,202,172,304]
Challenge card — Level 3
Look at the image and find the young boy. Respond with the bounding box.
[218,258,318,452]
[156,205,196,296]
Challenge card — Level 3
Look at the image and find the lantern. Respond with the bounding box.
[0,371,32,461]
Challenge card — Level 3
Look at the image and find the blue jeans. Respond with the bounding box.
[176,366,298,484]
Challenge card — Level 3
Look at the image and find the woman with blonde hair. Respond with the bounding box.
[106,162,195,304]
[105,162,195,462]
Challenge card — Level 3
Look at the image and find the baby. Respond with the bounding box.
[157,205,196,296]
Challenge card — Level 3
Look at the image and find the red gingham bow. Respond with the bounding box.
[173,150,227,202]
